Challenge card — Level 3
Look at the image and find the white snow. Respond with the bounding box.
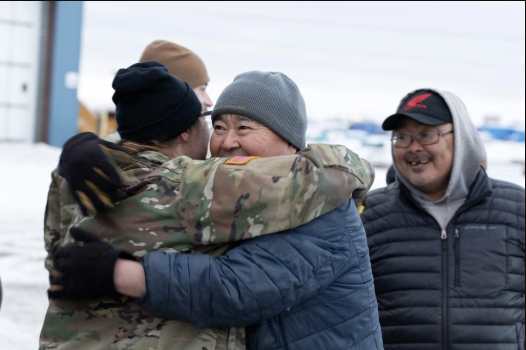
[0,139,523,349]
[0,143,61,349]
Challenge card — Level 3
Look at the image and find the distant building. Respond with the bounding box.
[0,1,83,147]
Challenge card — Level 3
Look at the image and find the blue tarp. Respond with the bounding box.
[349,122,384,134]
[317,122,524,143]
[478,126,525,142]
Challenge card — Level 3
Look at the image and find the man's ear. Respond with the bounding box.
[178,130,191,143]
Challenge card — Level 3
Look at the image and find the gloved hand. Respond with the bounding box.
[58,132,124,215]
[48,227,122,299]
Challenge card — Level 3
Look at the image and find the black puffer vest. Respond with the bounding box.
[363,170,525,350]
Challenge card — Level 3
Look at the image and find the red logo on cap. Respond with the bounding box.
[403,93,432,112]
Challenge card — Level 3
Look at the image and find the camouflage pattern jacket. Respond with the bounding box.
[40,142,374,350]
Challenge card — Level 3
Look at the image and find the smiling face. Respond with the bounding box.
[393,118,455,200]
[210,114,297,157]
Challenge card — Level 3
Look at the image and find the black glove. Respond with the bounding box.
[58,132,124,215]
[48,227,121,299]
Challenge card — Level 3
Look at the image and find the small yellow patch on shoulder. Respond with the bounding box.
[224,156,259,165]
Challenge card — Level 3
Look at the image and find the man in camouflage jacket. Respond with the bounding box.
[40,65,375,350]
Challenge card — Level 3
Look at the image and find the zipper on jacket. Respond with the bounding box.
[441,231,449,350]
[278,315,290,350]
[399,176,489,350]
[454,228,460,287]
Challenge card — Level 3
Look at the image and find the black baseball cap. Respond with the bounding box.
[382,89,453,130]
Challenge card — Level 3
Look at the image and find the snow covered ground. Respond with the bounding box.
[0,143,61,350]
[0,140,524,349]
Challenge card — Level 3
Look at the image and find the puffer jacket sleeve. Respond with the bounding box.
[140,200,358,328]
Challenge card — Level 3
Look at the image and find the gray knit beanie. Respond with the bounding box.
[211,71,307,150]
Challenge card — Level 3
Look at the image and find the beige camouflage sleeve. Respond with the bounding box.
[204,143,374,242]
[43,172,61,272]
[75,144,374,255]
[43,170,84,272]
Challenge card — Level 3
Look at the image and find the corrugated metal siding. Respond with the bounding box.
[0,1,41,142]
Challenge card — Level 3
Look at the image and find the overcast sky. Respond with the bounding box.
[78,1,525,126]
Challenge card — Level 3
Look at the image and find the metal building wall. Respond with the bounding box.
[0,1,83,146]
[0,2,41,142]
[46,1,83,147]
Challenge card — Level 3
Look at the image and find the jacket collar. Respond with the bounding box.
[397,167,492,213]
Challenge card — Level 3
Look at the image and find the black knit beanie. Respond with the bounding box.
[112,61,201,142]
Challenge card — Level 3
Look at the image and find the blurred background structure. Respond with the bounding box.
[1,1,524,147]
[0,1,83,147]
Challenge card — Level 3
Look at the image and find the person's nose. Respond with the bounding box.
[407,135,424,152]
[220,129,240,152]
[202,91,213,110]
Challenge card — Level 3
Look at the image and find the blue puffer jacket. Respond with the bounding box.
[363,171,525,350]
[141,200,384,350]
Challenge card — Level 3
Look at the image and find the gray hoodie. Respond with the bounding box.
[394,89,487,235]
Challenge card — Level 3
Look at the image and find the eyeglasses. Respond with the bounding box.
[391,128,454,148]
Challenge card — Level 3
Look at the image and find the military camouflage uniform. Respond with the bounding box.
[40,142,374,350]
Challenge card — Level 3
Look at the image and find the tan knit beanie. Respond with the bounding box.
[139,40,209,88]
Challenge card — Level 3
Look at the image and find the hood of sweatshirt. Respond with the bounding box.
[393,89,487,229]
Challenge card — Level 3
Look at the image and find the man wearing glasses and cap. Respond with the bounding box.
[361,88,525,350]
